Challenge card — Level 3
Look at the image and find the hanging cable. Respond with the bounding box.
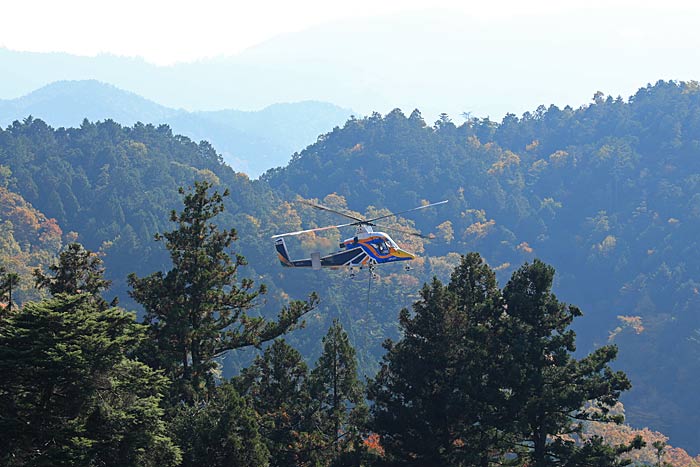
[366,264,374,313]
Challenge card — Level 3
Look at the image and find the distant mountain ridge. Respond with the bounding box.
[0,80,178,125]
[3,7,699,121]
[0,80,353,177]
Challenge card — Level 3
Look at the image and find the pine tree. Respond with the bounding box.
[446,253,513,467]
[308,319,366,464]
[128,181,316,403]
[369,254,507,466]
[236,339,316,467]
[0,267,20,312]
[557,435,644,467]
[0,294,180,467]
[33,242,114,308]
[503,259,635,467]
[369,277,459,466]
[369,255,639,467]
[170,382,269,467]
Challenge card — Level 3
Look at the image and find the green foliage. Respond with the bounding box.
[0,186,63,306]
[0,117,275,310]
[369,255,637,467]
[170,382,269,467]
[128,181,316,403]
[236,339,317,467]
[34,242,115,308]
[369,254,510,466]
[237,329,369,467]
[0,267,20,312]
[0,294,180,467]
[503,259,633,466]
[558,435,645,467]
[308,320,367,463]
[4,81,700,448]
[263,82,700,449]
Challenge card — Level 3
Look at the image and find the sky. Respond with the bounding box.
[3,0,699,65]
[2,0,700,122]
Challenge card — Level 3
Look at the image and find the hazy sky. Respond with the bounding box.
[2,0,700,122]
[3,0,698,65]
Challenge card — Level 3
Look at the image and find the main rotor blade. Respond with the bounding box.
[372,224,436,239]
[271,222,356,239]
[298,200,367,223]
[365,200,449,224]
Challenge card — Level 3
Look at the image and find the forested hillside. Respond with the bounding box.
[2,80,700,454]
[265,80,700,450]
[0,117,292,300]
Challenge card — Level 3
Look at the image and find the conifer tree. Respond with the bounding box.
[557,435,644,467]
[0,267,20,312]
[170,382,269,467]
[236,339,316,467]
[0,294,180,467]
[503,259,636,467]
[368,279,456,465]
[369,255,639,467]
[447,253,514,467]
[33,242,114,308]
[308,319,366,463]
[369,254,506,466]
[128,181,316,403]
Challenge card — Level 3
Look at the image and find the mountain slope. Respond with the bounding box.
[0,79,178,125]
[0,80,353,176]
[0,116,421,379]
[0,182,63,304]
[264,81,700,452]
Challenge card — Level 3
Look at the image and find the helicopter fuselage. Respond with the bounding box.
[271,198,447,270]
[275,230,414,270]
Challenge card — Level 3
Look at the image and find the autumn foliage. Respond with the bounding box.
[0,186,63,304]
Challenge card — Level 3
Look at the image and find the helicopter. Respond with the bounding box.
[272,199,448,272]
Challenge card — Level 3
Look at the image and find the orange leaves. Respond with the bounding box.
[322,193,349,210]
[597,235,617,255]
[585,417,700,467]
[0,187,62,250]
[488,150,521,175]
[526,140,540,152]
[0,187,64,305]
[271,200,303,235]
[549,150,571,167]
[363,433,385,457]
[465,219,496,240]
[609,315,644,341]
[299,232,336,253]
[436,220,454,243]
[9,206,40,232]
[617,315,644,334]
[39,218,63,250]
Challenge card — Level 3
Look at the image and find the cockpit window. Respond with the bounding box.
[377,241,389,254]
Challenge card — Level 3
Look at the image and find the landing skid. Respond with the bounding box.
[348,264,379,280]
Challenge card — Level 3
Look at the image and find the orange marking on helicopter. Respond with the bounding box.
[277,252,293,266]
